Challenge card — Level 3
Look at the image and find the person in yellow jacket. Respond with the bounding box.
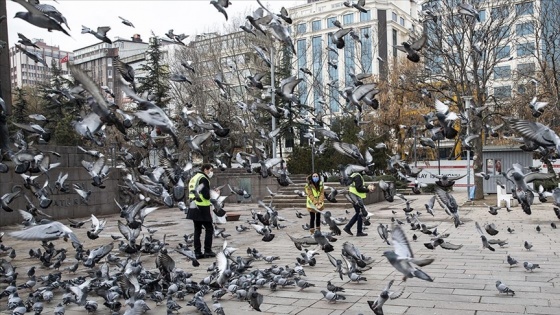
[186,163,216,259]
[304,172,324,234]
[343,170,375,237]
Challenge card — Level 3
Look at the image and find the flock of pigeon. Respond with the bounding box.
[2,0,560,314]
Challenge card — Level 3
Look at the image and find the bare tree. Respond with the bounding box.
[419,0,528,199]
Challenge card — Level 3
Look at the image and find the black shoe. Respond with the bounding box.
[343,227,353,236]
[195,252,204,259]
[356,232,368,237]
[204,251,217,258]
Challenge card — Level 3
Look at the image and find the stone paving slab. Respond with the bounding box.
[0,191,559,314]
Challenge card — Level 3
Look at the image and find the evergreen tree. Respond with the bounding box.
[137,37,171,108]
[11,87,28,124]
[39,59,80,145]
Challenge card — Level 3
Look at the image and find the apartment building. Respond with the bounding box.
[72,34,149,102]
[289,0,420,114]
[420,0,552,101]
[8,39,73,87]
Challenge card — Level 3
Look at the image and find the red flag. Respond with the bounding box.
[61,54,69,63]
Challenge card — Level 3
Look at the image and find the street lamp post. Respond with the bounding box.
[437,139,441,175]
[311,136,315,173]
[413,125,418,168]
[463,96,473,200]
[270,45,277,159]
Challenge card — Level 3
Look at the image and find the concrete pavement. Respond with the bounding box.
[1,191,560,315]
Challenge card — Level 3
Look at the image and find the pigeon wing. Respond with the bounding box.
[333,27,352,40]
[391,225,413,258]
[10,221,72,241]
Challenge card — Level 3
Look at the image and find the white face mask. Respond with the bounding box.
[207,171,214,178]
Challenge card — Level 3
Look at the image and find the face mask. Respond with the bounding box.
[207,171,214,178]
[312,177,319,183]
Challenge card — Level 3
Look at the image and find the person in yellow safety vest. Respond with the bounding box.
[343,170,375,237]
[186,163,216,259]
[304,172,325,235]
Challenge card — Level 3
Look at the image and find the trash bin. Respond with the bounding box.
[469,186,476,200]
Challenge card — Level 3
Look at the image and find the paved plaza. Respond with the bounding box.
[1,192,560,315]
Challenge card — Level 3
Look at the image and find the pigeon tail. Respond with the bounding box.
[262,234,275,242]
[322,244,334,253]
[412,269,433,282]
[522,203,532,215]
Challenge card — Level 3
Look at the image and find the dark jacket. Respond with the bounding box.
[352,173,370,193]
[187,172,213,222]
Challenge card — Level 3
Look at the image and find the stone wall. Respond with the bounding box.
[0,145,122,227]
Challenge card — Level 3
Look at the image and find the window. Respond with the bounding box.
[328,35,339,113]
[392,28,398,57]
[297,39,308,105]
[361,28,372,73]
[296,23,307,34]
[494,66,511,79]
[360,10,371,22]
[312,20,321,32]
[392,12,397,22]
[478,10,486,22]
[516,22,534,36]
[491,6,508,19]
[344,37,355,86]
[494,85,511,98]
[327,17,337,28]
[343,13,354,25]
[486,159,502,175]
[516,2,534,16]
[400,17,405,26]
[107,69,112,77]
[312,36,322,75]
[517,42,535,57]
[518,63,535,76]
[330,85,339,113]
[498,26,510,38]
[496,46,510,59]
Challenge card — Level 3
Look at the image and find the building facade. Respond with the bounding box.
[72,34,149,102]
[8,39,73,87]
[289,0,420,114]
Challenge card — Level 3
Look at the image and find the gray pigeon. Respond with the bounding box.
[495,280,515,296]
[523,261,540,272]
[434,187,461,227]
[15,45,47,67]
[367,280,405,315]
[81,25,112,44]
[211,0,230,20]
[118,16,134,27]
[383,225,434,281]
[457,3,480,20]
[321,290,346,303]
[10,221,81,245]
[475,222,495,252]
[323,211,341,235]
[13,0,70,36]
[247,286,263,311]
[121,85,178,147]
[17,33,39,48]
[313,229,334,253]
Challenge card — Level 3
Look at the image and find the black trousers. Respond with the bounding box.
[193,220,214,254]
[309,211,321,229]
[345,203,363,233]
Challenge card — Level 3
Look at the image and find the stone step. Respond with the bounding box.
[262,196,353,209]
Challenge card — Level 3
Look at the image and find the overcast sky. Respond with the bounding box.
[6,0,306,52]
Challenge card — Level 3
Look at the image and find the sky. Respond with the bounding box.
[6,0,306,52]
